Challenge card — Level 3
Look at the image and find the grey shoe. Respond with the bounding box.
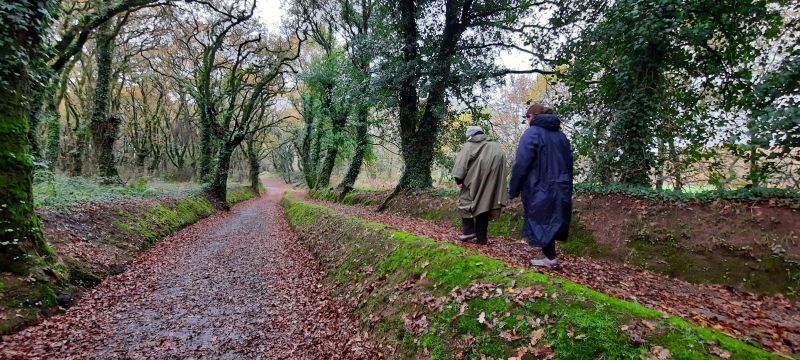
[459,233,477,241]
[531,258,560,268]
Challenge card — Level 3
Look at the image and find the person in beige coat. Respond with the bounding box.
[451,126,509,244]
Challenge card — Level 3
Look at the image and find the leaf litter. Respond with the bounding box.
[306,195,800,357]
[1,184,379,359]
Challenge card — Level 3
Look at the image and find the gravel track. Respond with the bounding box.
[1,182,377,359]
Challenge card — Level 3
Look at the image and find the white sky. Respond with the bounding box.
[253,0,533,71]
[255,0,284,29]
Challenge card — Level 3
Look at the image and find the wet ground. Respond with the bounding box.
[1,182,377,359]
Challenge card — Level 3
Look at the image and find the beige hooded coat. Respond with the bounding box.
[451,134,509,219]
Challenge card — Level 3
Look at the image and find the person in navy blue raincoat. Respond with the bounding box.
[508,104,573,268]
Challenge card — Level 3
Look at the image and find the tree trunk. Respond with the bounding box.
[248,147,260,196]
[0,1,51,273]
[198,115,213,183]
[91,114,123,182]
[0,83,49,273]
[134,150,148,173]
[655,141,666,190]
[747,146,761,188]
[27,88,47,166]
[338,107,369,194]
[392,0,464,192]
[208,145,235,210]
[300,107,323,189]
[45,58,75,172]
[315,148,337,189]
[668,137,682,191]
[45,105,61,172]
[69,129,86,177]
[89,23,122,184]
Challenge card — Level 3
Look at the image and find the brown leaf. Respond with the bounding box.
[709,346,731,359]
[641,346,671,360]
[499,330,522,342]
[531,344,555,359]
[628,331,646,345]
[529,328,545,345]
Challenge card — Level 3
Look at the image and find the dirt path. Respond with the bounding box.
[304,196,800,357]
[1,182,377,359]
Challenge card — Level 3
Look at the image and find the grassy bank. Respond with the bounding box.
[0,180,260,334]
[282,194,778,359]
[309,188,800,297]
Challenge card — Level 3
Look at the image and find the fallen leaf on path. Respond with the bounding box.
[530,328,545,345]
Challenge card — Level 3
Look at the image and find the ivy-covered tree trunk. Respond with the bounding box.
[609,38,664,186]
[89,23,122,183]
[314,124,343,189]
[313,84,348,189]
[338,107,369,194]
[69,128,87,177]
[393,0,426,191]
[0,0,53,273]
[198,104,214,183]
[208,144,235,210]
[315,149,337,189]
[299,105,323,189]
[27,88,47,165]
[0,83,48,273]
[248,146,261,196]
[393,0,464,191]
[45,106,61,171]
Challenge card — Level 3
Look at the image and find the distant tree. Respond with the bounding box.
[370,0,606,209]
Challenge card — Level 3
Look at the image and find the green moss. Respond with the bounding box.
[41,242,55,257]
[226,187,258,204]
[283,197,326,226]
[487,213,521,237]
[5,283,58,308]
[308,188,381,206]
[113,196,216,246]
[281,195,779,359]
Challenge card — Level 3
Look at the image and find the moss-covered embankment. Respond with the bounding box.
[310,188,800,297]
[282,193,779,359]
[0,186,259,334]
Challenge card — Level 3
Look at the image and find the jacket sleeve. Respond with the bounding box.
[451,144,470,180]
[509,129,539,198]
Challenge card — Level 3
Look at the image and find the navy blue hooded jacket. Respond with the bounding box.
[508,114,573,247]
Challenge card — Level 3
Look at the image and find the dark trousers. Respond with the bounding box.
[540,224,567,260]
[542,240,557,260]
[462,212,489,243]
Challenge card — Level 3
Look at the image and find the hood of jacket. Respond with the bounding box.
[532,114,561,131]
[468,133,487,143]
